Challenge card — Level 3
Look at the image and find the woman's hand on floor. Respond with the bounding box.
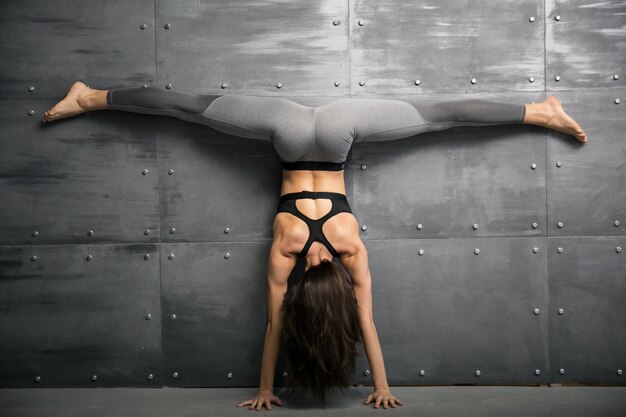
[364,388,404,409]
[237,390,284,411]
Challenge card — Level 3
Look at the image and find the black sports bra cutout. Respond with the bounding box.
[276,191,353,257]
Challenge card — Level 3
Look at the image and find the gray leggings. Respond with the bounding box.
[107,87,526,164]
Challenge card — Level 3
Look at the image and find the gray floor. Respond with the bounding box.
[1,386,626,417]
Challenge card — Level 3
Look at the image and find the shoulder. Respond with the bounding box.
[324,212,363,256]
[272,212,308,256]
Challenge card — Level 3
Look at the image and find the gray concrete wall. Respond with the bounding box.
[0,0,624,388]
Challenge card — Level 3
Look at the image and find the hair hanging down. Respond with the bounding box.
[279,260,362,403]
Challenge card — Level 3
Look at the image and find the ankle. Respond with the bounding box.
[523,102,551,126]
[78,89,108,111]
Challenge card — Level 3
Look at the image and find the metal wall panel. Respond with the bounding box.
[0,0,155,101]
[546,0,626,91]
[351,0,545,95]
[352,238,549,385]
[160,242,274,387]
[548,237,626,383]
[155,0,349,96]
[0,101,160,246]
[547,89,626,237]
[0,244,161,387]
[352,92,547,240]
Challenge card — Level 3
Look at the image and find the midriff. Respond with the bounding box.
[280,169,346,197]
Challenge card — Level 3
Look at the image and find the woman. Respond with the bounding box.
[43,82,587,410]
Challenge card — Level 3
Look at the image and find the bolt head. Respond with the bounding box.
[471,78,477,84]
[474,248,480,255]
[555,15,561,21]
[613,74,620,80]
[359,80,365,86]
[473,223,479,230]
[532,222,538,229]
[419,369,425,376]
[558,308,564,315]
[616,247,622,253]
[559,368,565,375]
[557,222,564,228]
[361,225,367,231]
[475,370,481,376]
[531,163,537,169]
[535,369,541,375]
[276,82,282,89]
[615,98,621,105]
[418,249,424,256]
[415,79,421,85]
[334,80,341,87]
[417,224,423,230]
[555,75,561,81]
[533,247,539,253]
[333,19,341,26]
[358,19,365,26]
[534,308,540,315]
[529,16,535,22]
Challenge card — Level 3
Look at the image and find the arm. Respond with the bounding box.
[258,239,296,392]
[339,239,390,391]
[238,238,295,410]
[339,235,403,408]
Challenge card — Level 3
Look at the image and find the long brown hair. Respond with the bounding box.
[279,260,362,403]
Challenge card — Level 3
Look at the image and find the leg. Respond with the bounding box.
[43,81,314,160]
[315,96,586,147]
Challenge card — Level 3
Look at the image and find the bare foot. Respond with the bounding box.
[42,81,92,123]
[541,96,588,143]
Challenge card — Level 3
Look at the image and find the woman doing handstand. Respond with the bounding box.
[42,82,587,410]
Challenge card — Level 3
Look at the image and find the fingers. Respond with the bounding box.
[237,399,252,407]
[364,394,372,404]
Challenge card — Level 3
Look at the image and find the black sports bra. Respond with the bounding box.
[276,191,353,257]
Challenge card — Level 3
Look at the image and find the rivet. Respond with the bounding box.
[145,313,152,320]
[334,81,341,87]
[142,168,148,175]
[557,247,563,254]
[359,80,365,86]
[471,78,477,84]
[144,253,150,260]
[276,82,282,89]
[358,19,365,26]
[534,308,540,315]
[86,254,92,261]
[533,247,539,254]
[529,16,535,22]
[529,77,535,83]
[34,375,41,382]
[224,252,230,259]
[169,228,176,234]
[364,369,370,376]
[613,74,620,80]
[142,84,149,88]
[534,369,541,375]
[556,161,562,167]
[140,23,147,30]
[531,163,537,169]
[28,86,35,92]
[618,369,623,376]
[168,168,174,175]
[558,308,564,315]
[559,368,565,375]
[557,222,563,228]
[170,314,176,320]
[361,225,367,231]
[28,109,35,116]
[227,372,233,379]
[475,370,481,376]
[221,83,228,89]
[165,83,172,89]
[415,80,421,86]
[417,224,423,230]
[168,253,175,260]
[172,372,178,378]
[474,248,480,255]
[144,229,150,236]
[32,230,39,237]
[91,375,98,381]
[282,371,288,377]
[164,23,171,29]
[87,229,94,236]
[361,164,367,170]
[615,98,621,105]
[615,220,620,227]
[555,15,561,21]
[333,20,341,26]
[532,222,538,229]
[31,255,37,262]
[472,223,479,230]
[224,227,230,234]
[418,249,424,256]
[419,369,425,376]
[617,247,622,253]
[555,75,561,81]
[147,373,154,380]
